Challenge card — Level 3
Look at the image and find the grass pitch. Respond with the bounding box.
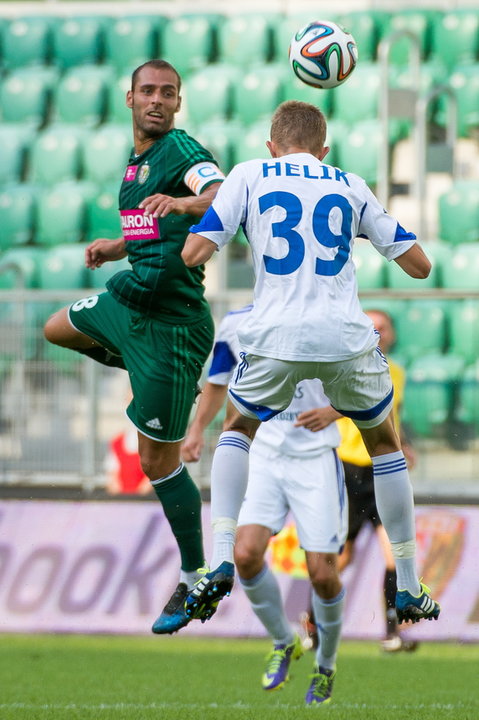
[1,634,477,720]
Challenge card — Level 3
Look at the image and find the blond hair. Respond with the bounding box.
[270,100,327,155]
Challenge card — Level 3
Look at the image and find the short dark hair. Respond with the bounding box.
[131,60,181,92]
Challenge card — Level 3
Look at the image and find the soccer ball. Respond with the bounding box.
[289,20,358,90]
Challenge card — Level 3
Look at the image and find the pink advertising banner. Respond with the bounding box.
[0,501,477,641]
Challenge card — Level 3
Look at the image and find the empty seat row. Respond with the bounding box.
[1,10,478,73]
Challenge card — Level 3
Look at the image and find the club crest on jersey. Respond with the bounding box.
[138,163,150,184]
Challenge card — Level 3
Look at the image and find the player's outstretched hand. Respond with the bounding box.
[85,238,127,268]
[139,193,188,218]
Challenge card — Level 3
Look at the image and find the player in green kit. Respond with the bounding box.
[44,60,224,635]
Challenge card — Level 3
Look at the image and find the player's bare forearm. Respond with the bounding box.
[85,238,127,269]
[182,383,228,462]
[182,233,217,266]
[394,242,431,278]
[139,182,222,219]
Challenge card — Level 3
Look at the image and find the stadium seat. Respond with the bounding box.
[51,16,105,69]
[0,184,37,250]
[81,124,131,185]
[2,16,52,68]
[431,10,479,70]
[447,300,479,366]
[440,242,479,290]
[443,64,479,138]
[332,62,380,124]
[38,243,89,289]
[380,10,437,66]
[85,184,121,242]
[183,64,239,125]
[28,125,85,186]
[403,352,464,437]
[335,119,383,186]
[352,240,387,289]
[395,300,447,361]
[161,14,216,75]
[0,246,42,289]
[193,118,244,172]
[438,181,479,245]
[106,74,132,125]
[216,13,274,66]
[231,64,286,126]
[337,11,378,61]
[52,65,113,127]
[0,124,35,185]
[35,181,96,246]
[234,119,271,163]
[0,67,57,128]
[456,360,479,432]
[104,15,163,73]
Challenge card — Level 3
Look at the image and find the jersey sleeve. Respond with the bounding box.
[168,132,223,194]
[357,181,417,261]
[189,165,248,250]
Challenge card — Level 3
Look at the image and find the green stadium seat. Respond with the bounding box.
[438,182,479,245]
[51,16,105,69]
[217,14,274,66]
[2,17,52,68]
[431,10,479,70]
[360,298,407,332]
[403,352,464,437]
[445,64,479,138]
[0,184,37,250]
[0,67,57,128]
[352,240,387,289]
[447,300,479,366]
[380,10,437,66]
[35,181,96,247]
[0,246,42,288]
[337,11,379,61]
[456,360,479,432]
[440,242,479,292]
[335,119,383,186]
[52,65,112,127]
[231,64,286,126]
[161,14,216,75]
[323,119,348,168]
[28,125,85,186]
[0,124,35,185]
[87,256,132,290]
[234,119,271,163]
[395,300,447,362]
[85,184,121,242]
[81,124,131,185]
[193,118,244,172]
[332,62,380,123]
[104,15,162,73]
[106,74,132,125]
[183,64,239,125]
[38,243,89,289]
[282,73,333,116]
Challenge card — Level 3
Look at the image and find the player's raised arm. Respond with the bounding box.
[393,242,431,279]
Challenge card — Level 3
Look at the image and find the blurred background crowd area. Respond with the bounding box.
[0,0,478,499]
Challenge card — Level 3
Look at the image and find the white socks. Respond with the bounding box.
[210,431,252,568]
[239,565,294,646]
[372,451,421,595]
[311,586,345,671]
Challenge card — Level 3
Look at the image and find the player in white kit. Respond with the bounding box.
[182,305,347,704]
[181,101,440,639]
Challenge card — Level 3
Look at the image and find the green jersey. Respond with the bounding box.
[107,129,222,324]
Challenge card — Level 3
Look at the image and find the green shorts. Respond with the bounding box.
[68,292,214,442]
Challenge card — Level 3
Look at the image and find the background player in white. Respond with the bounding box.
[182,305,346,705]
[181,100,440,631]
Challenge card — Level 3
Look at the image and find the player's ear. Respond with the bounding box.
[175,94,182,113]
[126,90,133,109]
[318,145,330,161]
[266,140,277,158]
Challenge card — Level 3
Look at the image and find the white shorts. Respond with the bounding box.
[229,346,393,429]
[237,443,348,553]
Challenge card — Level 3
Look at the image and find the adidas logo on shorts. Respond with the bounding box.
[146,417,163,430]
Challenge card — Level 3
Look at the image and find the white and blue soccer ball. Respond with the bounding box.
[289,20,358,90]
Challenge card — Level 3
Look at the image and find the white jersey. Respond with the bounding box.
[192,153,416,361]
[208,306,340,458]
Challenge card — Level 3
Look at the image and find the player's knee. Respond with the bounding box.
[234,542,263,578]
[309,557,341,597]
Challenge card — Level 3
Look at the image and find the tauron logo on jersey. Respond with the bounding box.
[138,163,150,184]
[120,209,160,241]
[124,165,138,182]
